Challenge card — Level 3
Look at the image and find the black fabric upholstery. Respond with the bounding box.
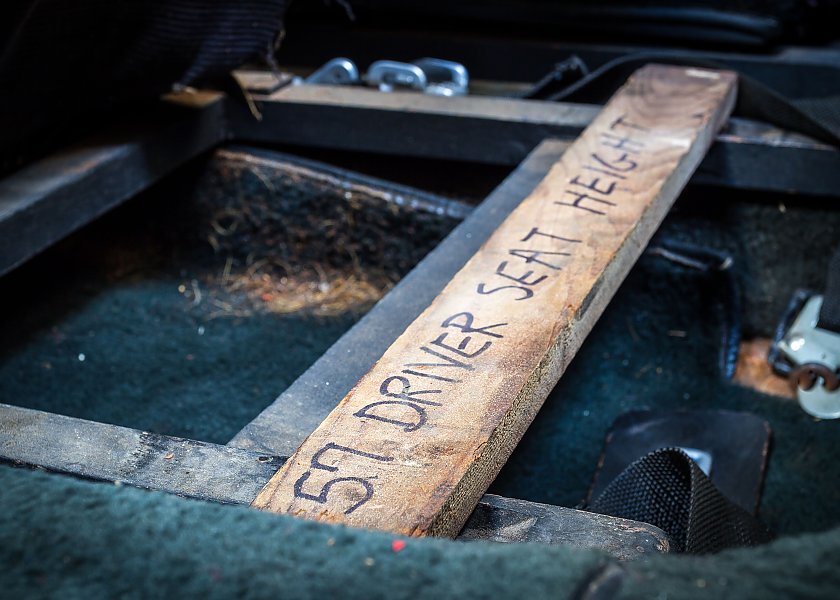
[0,0,288,173]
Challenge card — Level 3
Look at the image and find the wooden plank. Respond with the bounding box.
[0,404,667,557]
[0,404,284,505]
[229,77,592,167]
[229,73,840,197]
[251,64,737,536]
[228,140,567,457]
[0,100,226,277]
[460,495,670,559]
[0,404,670,557]
[255,78,600,126]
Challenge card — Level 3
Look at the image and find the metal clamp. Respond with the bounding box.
[250,57,469,95]
[412,58,469,96]
[366,58,469,96]
[772,293,840,418]
[366,60,428,92]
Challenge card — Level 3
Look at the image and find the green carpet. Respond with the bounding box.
[0,275,355,443]
[5,463,839,600]
[0,150,459,443]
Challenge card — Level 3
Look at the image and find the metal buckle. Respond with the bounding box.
[772,293,840,418]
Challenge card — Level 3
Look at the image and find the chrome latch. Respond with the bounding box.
[411,58,469,96]
[366,58,469,96]
[366,60,428,92]
[244,57,469,95]
[772,293,840,418]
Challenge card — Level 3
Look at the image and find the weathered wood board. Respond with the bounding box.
[253,64,737,536]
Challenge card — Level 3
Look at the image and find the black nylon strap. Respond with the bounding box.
[588,448,772,554]
[539,53,840,147]
[818,246,840,333]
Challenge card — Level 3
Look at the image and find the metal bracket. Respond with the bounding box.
[305,57,360,85]
[773,294,840,418]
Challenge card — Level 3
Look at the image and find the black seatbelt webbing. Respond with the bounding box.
[588,448,772,554]
[818,246,840,334]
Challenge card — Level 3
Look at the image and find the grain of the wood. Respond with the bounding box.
[252,64,737,537]
[0,403,669,556]
[0,404,285,505]
[230,71,839,197]
[248,72,600,126]
[228,140,567,457]
[460,495,670,559]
